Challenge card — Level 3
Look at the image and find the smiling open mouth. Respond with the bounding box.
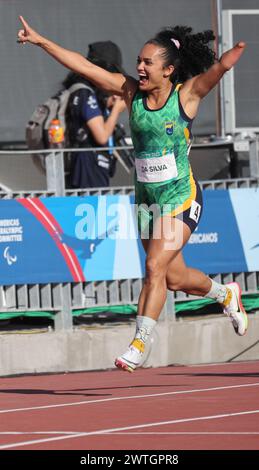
[139,73,148,85]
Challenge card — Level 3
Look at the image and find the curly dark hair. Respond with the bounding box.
[147,25,216,83]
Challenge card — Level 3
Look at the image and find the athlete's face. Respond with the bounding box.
[136,43,174,91]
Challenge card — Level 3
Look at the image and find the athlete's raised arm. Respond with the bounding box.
[180,42,246,119]
[17,15,137,107]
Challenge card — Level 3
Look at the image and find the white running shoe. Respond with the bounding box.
[115,339,145,373]
[223,282,248,336]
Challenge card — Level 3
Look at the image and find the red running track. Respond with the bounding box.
[0,360,259,450]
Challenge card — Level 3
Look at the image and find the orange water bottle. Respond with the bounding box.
[48,119,65,148]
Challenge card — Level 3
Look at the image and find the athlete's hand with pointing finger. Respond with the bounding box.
[17,15,43,45]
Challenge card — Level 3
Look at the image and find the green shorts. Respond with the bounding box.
[135,169,203,237]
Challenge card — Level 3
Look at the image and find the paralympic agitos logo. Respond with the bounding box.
[165,122,174,135]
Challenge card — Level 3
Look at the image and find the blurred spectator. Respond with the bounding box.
[64,41,126,188]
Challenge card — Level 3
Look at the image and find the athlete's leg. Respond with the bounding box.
[165,173,248,337]
[166,250,211,296]
[166,242,248,336]
[137,218,190,319]
[115,217,191,372]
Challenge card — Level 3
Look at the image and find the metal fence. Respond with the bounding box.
[0,147,259,330]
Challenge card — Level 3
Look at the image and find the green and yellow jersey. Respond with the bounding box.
[130,83,202,234]
[130,83,193,186]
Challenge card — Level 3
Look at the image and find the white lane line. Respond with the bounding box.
[1,382,259,415]
[1,431,259,436]
[99,431,259,435]
[0,409,259,449]
[0,431,82,435]
[187,360,259,367]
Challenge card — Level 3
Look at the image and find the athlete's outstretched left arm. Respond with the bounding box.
[180,42,246,118]
[17,16,137,106]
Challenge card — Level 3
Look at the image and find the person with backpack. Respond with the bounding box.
[63,41,126,188]
[26,41,126,187]
[18,17,248,372]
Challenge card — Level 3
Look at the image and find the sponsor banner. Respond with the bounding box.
[0,189,258,286]
[229,188,259,272]
[183,190,247,274]
[0,196,144,285]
